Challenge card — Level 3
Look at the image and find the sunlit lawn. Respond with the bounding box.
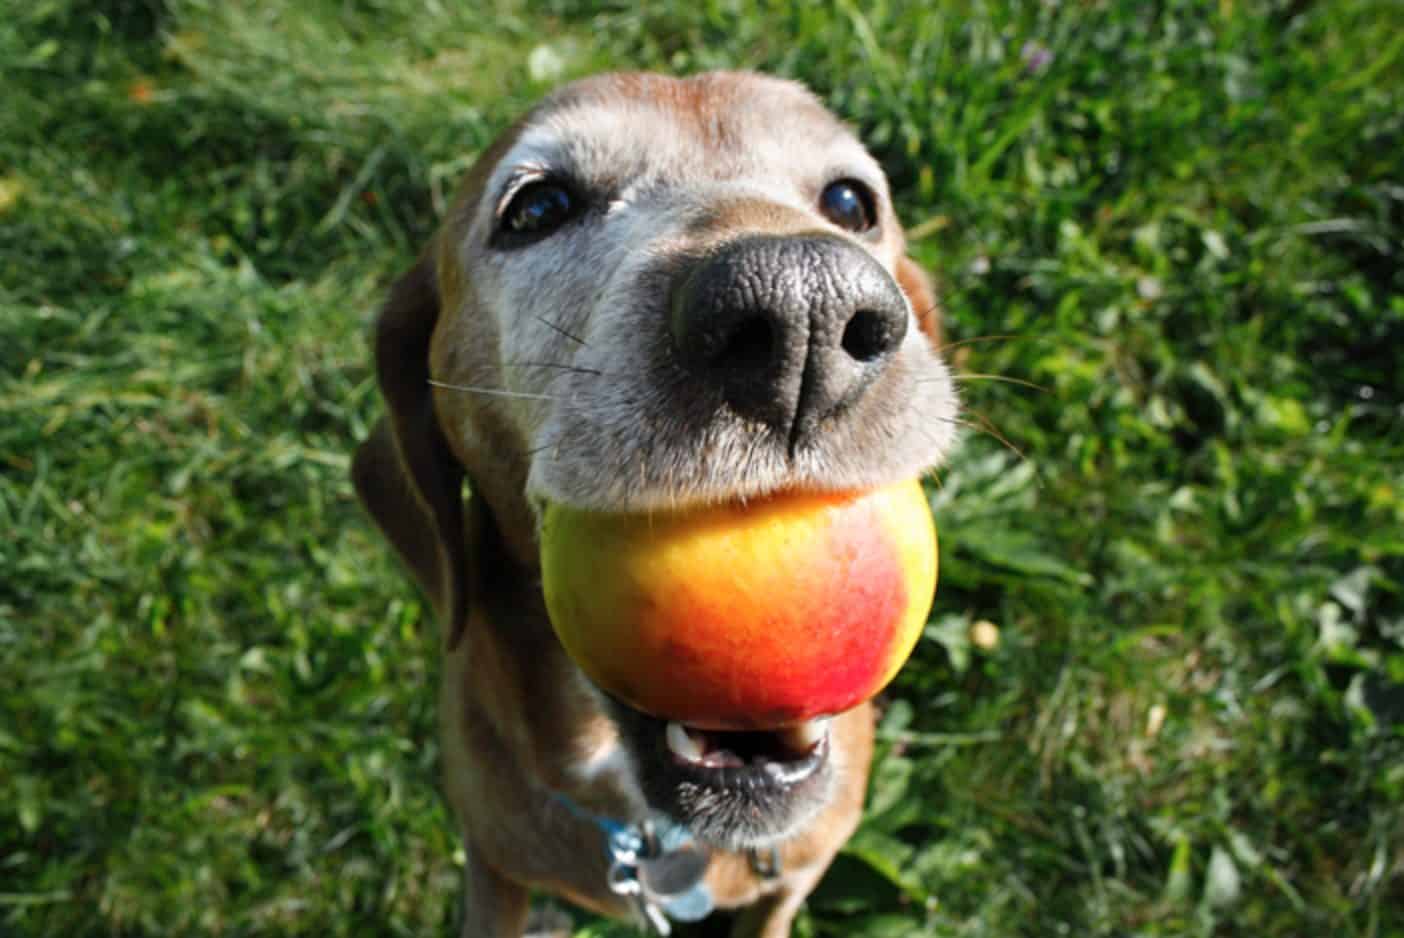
[2,1,1401,935]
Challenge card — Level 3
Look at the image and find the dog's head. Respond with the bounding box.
[354,71,958,849]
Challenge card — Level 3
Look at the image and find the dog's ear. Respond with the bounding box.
[896,254,942,349]
[351,251,472,649]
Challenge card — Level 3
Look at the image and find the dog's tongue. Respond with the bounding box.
[540,480,938,731]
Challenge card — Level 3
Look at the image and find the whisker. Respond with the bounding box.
[503,361,606,377]
[952,373,1049,393]
[937,410,1041,485]
[427,378,556,401]
[934,333,1022,354]
[961,413,1026,466]
[536,315,588,347]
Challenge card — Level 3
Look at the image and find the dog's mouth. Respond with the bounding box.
[659,713,831,775]
[662,718,831,777]
[609,703,838,849]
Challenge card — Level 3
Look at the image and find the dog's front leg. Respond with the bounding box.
[726,870,825,938]
[459,845,530,938]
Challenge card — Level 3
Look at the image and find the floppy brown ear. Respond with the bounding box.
[351,252,472,648]
[896,254,942,349]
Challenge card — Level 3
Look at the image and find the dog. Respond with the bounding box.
[351,71,958,937]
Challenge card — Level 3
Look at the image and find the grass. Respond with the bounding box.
[2,0,1401,935]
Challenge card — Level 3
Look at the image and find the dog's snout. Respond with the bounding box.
[670,235,909,443]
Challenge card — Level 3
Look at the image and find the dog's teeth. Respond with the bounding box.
[784,717,832,751]
[665,721,706,762]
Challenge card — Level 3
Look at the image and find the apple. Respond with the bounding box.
[540,481,937,730]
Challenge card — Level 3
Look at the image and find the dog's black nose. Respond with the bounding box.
[670,234,909,444]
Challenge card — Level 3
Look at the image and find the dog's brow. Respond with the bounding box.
[489,134,574,200]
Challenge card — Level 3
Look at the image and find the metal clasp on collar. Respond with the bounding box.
[550,792,713,935]
[605,816,714,934]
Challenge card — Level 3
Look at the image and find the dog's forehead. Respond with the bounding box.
[493,72,876,195]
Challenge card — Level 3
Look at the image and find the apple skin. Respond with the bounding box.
[540,481,937,730]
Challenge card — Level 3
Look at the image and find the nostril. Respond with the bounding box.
[712,315,775,372]
[841,309,897,363]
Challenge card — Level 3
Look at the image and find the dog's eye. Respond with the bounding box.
[498,181,578,242]
[819,179,877,233]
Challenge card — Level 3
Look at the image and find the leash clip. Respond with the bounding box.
[604,816,714,935]
[604,819,671,934]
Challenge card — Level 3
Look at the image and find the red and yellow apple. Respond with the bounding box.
[540,481,937,730]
